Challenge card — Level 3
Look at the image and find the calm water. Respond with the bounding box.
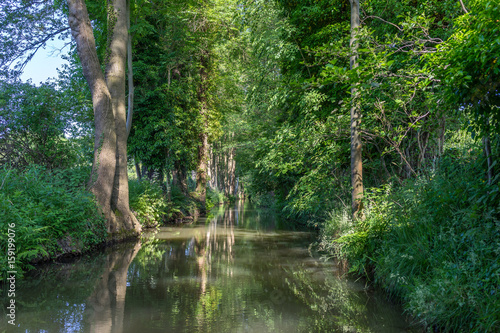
[1,202,417,332]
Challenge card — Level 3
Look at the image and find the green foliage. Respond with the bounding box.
[235,0,465,220]
[128,178,203,224]
[0,0,498,330]
[129,7,200,173]
[206,187,226,210]
[429,0,500,136]
[0,0,69,78]
[128,0,236,179]
[0,80,84,169]
[321,144,500,331]
[129,179,167,228]
[0,165,107,280]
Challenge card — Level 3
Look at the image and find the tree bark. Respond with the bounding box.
[175,163,188,195]
[125,0,134,137]
[107,0,140,233]
[229,133,236,196]
[350,0,364,220]
[484,135,493,184]
[196,50,210,207]
[134,155,141,180]
[67,0,140,234]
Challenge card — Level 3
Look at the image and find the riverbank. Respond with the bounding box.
[0,166,109,280]
[319,150,500,332]
[0,165,204,281]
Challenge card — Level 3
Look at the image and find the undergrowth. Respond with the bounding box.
[129,178,206,225]
[320,147,500,332]
[129,179,167,227]
[0,165,107,281]
[206,187,229,210]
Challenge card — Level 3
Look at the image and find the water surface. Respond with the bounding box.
[1,202,416,332]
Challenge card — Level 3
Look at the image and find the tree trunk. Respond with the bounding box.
[484,135,494,184]
[207,144,213,189]
[166,170,172,200]
[134,156,141,180]
[196,50,210,207]
[67,0,140,234]
[175,163,188,195]
[172,169,178,192]
[235,176,239,197]
[224,143,230,196]
[349,0,364,220]
[125,0,134,137]
[215,142,220,190]
[229,134,236,196]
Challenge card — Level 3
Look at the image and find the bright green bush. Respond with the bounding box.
[320,148,500,332]
[129,179,167,228]
[206,187,227,210]
[0,165,107,280]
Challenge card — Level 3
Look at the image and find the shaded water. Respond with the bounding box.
[1,202,417,332]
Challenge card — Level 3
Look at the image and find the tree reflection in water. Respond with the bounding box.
[8,202,415,332]
[123,203,415,332]
[85,242,141,333]
[3,242,141,332]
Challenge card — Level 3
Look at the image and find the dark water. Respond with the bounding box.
[1,202,417,332]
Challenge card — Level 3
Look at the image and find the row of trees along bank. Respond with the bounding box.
[1,0,245,227]
[0,0,499,330]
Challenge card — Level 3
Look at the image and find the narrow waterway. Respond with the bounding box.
[4,202,417,332]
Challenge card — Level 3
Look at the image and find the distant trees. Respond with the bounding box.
[0,81,77,168]
[128,0,240,206]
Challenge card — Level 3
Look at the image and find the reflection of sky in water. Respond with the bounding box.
[3,202,418,333]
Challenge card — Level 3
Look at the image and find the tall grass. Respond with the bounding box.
[320,148,500,332]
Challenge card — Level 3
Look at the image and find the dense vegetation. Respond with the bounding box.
[0,0,498,331]
[0,165,107,278]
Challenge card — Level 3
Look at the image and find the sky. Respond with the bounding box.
[20,38,71,84]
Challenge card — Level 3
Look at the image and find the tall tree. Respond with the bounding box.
[67,0,140,234]
[195,11,210,207]
[349,0,363,219]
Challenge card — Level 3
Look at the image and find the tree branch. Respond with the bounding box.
[362,15,403,31]
[459,0,469,14]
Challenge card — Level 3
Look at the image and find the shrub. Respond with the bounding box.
[206,187,226,210]
[320,147,500,332]
[129,179,167,228]
[0,165,107,280]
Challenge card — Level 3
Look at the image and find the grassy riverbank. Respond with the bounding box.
[0,166,170,280]
[319,148,500,332]
[0,165,228,281]
[0,165,108,280]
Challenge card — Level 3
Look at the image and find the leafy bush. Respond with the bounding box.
[206,187,226,210]
[0,81,83,169]
[129,179,167,228]
[320,147,500,332]
[0,165,107,280]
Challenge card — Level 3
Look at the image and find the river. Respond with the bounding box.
[2,202,417,332]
